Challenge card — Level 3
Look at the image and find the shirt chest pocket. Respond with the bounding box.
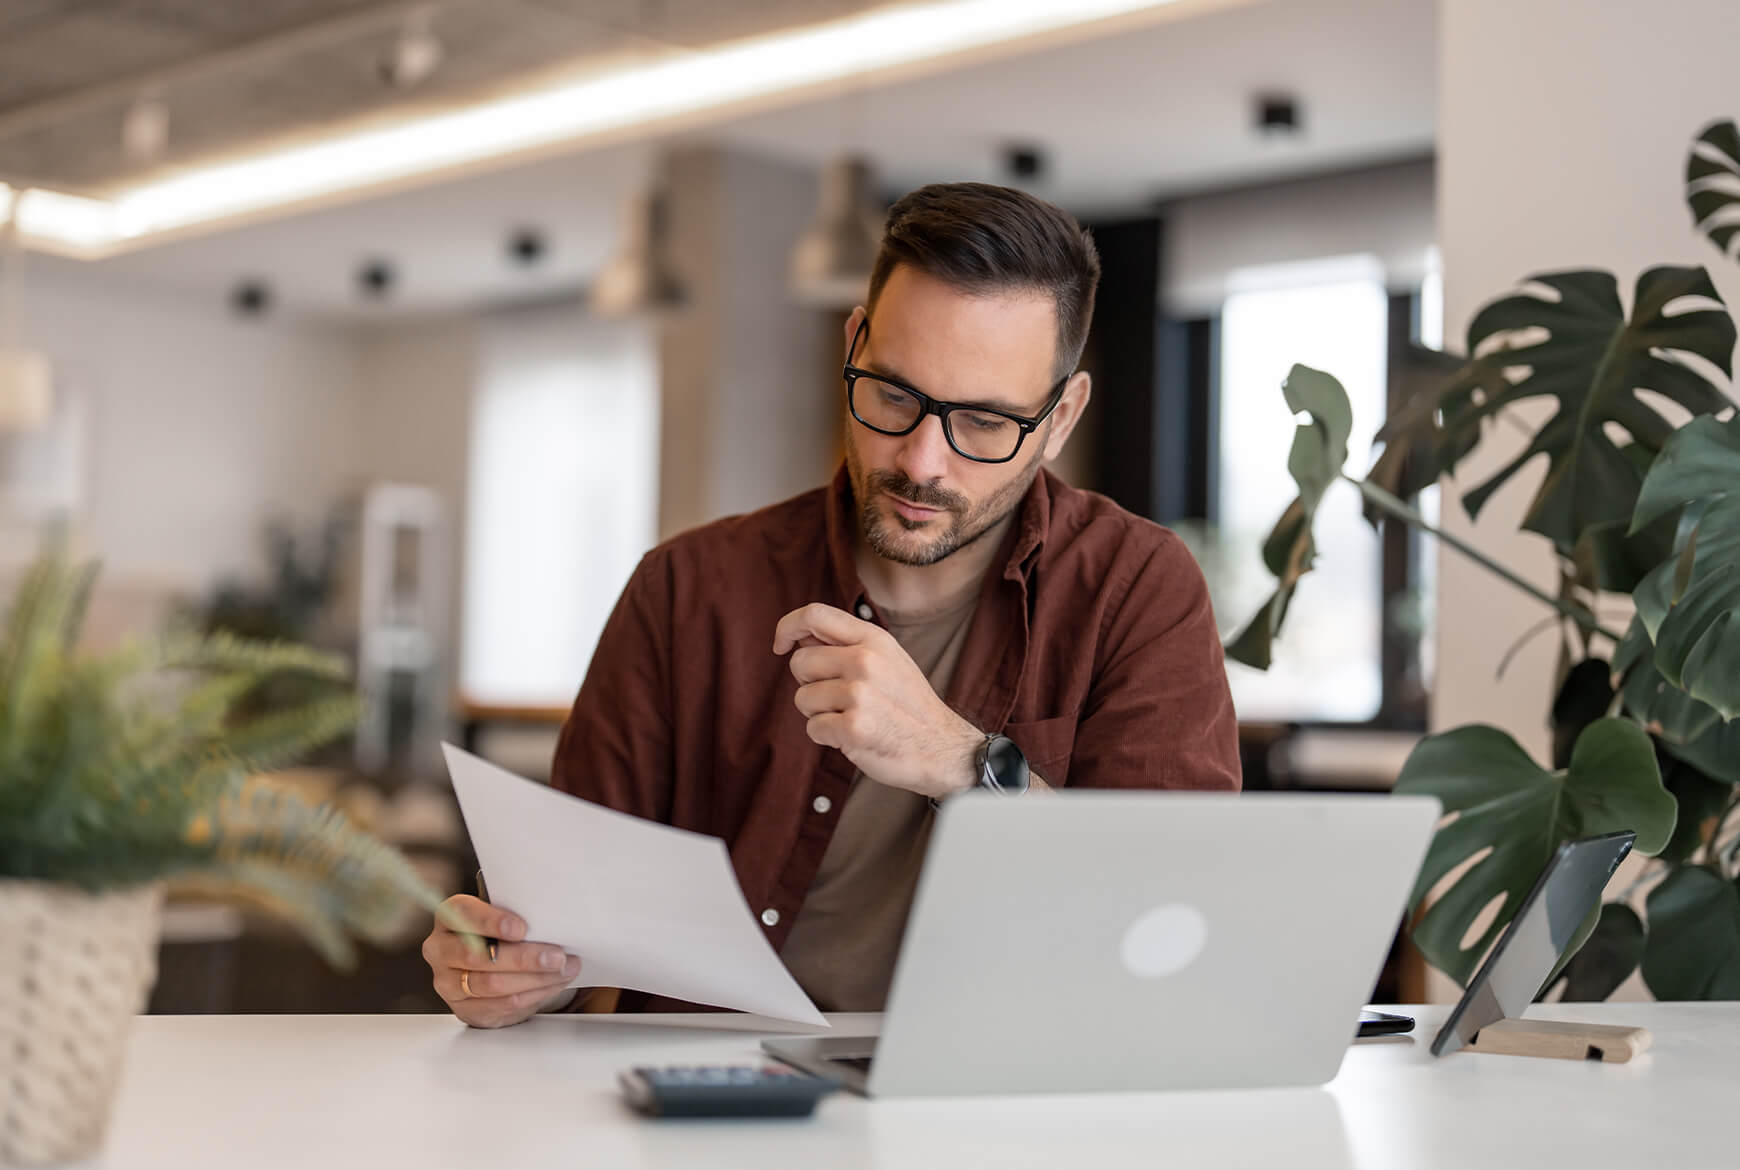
[999,714,1079,787]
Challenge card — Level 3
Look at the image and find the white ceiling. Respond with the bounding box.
[42,0,1436,321]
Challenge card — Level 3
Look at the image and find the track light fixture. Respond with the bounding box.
[121,91,170,164]
[379,7,443,90]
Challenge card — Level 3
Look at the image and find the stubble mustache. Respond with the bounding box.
[868,469,965,514]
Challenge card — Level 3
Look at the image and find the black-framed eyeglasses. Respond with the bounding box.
[842,319,1070,464]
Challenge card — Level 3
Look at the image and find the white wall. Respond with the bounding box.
[1435,0,1740,757]
[5,265,363,647]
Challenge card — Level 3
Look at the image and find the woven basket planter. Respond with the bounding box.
[0,881,164,1167]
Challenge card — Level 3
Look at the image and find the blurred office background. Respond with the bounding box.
[0,0,1731,1011]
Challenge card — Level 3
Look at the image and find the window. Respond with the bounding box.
[460,306,659,707]
[1217,255,1389,723]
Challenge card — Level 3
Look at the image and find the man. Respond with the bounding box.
[422,182,1241,1028]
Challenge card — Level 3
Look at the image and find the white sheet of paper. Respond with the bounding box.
[440,744,827,1028]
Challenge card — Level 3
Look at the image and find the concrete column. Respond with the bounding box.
[655,145,841,540]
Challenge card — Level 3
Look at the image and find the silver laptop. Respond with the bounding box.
[764,791,1439,1097]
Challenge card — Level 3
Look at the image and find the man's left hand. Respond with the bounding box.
[773,603,982,801]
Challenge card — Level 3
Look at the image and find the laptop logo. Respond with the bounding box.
[1120,904,1208,979]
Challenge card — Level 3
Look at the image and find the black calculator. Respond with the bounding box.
[618,1065,841,1118]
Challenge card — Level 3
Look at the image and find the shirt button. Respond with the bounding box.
[761,908,780,927]
[855,602,873,620]
[812,795,832,815]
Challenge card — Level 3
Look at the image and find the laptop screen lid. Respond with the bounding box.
[855,791,1439,1097]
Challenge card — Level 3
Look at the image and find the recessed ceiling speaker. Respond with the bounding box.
[359,259,396,298]
[1004,144,1047,182]
[231,280,272,318]
[508,228,548,266]
[1255,93,1302,137]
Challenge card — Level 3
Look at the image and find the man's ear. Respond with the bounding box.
[843,306,867,356]
[1042,371,1093,461]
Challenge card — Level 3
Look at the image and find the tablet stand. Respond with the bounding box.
[1466,1018,1652,1063]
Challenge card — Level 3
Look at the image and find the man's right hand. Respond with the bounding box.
[422,894,582,1028]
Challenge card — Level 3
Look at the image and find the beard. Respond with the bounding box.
[845,430,1046,568]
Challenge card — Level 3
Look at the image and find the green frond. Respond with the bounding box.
[211,694,362,778]
[0,543,436,973]
[168,863,360,968]
[0,550,76,761]
[174,673,268,743]
[183,780,449,966]
[54,558,101,654]
[155,628,350,681]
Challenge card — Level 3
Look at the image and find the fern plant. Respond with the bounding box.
[0,542,459,968]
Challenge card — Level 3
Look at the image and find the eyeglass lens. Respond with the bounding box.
[851,377,1023,461]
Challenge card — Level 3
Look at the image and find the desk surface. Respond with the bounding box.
[97,1003,1734,1169]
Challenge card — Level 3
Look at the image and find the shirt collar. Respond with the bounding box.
[825,463,1054,607]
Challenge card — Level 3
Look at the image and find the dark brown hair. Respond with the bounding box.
[866,182,1101,381]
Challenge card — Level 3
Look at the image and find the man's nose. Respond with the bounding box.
[893,413,955,485]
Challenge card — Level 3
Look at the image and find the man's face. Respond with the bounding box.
[843,264,1088,568]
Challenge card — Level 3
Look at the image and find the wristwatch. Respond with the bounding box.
[975,732,1030,796]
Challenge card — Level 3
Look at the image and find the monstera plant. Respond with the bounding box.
[1229,118,1740,1001]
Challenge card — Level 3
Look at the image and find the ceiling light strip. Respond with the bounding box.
[14,0,1187,256]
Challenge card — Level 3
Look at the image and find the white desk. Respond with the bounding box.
[96,1004,1734,1168]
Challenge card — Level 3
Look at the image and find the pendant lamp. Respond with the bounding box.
[589,184,687,317]
[790,155,884,308]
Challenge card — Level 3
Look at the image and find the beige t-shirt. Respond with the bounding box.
[778,583,981,1013]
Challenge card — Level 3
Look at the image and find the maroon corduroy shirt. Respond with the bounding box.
[549,464,1241,1011]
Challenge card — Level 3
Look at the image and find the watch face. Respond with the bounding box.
[984,735,1031,794]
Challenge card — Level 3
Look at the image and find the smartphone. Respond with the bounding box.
[1358,1009,1416,1037]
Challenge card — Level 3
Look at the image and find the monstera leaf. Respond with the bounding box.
[1550,658,1615,771]
[1657,750,1734,865]
[1616,616,1723,742]
[1373,267,1735,555]
[1570,442,1683,594]
[1224,365,1351,669]
[1616,614,1740,788]
[1643,866,1740,1000]
[1687,119,1740,262]
[1394,718,1674,987]
[1629,413,1740,720]
[1662,719,1740,786]
[1365,343,1466,518]
[1552,902,1645,1002]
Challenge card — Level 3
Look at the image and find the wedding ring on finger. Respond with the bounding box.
[459,969,473,998]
